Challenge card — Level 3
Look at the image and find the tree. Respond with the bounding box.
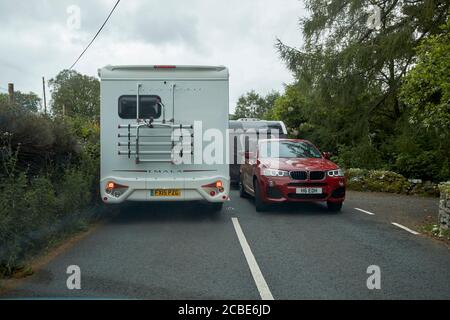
[0,91,41,112]
[14,91,41,112]
[398,17,450,180]
[49,69,100,119]
[400,18,450,132]
[234,90,265,119]
[262,91,281,119]
[270,84,307,137]
[234,90,280,119]
[274,0,449,171]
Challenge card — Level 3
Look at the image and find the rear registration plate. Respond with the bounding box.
[296,187,322,194]
[151,189,181,197]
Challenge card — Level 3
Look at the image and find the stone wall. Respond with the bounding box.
[346,168,440,196]
[438,182,450,232]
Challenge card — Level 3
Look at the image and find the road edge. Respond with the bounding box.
[0,218,106,296]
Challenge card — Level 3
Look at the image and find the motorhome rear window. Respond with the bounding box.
[118,95,162,119]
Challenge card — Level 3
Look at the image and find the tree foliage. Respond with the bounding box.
[270,84,306,136]
[398,17,450,180]
[400,18,450,132]
[272,0,449,180]
[0,91,41,112]
[49,69,100,119]
[0,85,100,275]
[233,90,280,119]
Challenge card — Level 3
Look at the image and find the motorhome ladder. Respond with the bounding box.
[117,122,194,164]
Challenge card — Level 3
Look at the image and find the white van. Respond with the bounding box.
[99,65,230,211]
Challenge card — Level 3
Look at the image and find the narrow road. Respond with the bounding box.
[2,190,449,299]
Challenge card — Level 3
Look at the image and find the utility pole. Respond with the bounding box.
[42,77,47,115]
[8,83,14,104]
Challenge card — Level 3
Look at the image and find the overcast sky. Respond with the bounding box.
[0,0,306,113]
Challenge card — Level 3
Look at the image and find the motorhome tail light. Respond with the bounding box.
[216,181,225,193]
[202,181,223,189]
[105,181,129,198]
[154,65,176,69]
[202,181,226,196]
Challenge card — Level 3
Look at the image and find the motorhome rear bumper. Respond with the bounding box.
[100,175,230,204]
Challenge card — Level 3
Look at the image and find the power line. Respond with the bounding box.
[69,0,121,70]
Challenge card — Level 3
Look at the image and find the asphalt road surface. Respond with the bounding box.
[2,190,450,299]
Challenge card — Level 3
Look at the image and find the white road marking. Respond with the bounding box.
[231,217,274,300]
[391,222,420,235]
[355,208,375,215]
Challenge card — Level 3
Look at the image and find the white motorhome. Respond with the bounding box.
[228,119,288,184]
[99,65,230,211]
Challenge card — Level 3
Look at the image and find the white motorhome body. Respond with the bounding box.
[228,119,288,184]
[99,65,230,205]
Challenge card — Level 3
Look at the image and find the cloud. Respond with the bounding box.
[0,0,306,113]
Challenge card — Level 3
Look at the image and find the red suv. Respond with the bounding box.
[239,139,345,212]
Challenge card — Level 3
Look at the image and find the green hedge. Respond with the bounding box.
[0,103,100,277]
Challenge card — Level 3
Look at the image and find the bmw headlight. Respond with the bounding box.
[262,169,290,177]
[327,169,344,177]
